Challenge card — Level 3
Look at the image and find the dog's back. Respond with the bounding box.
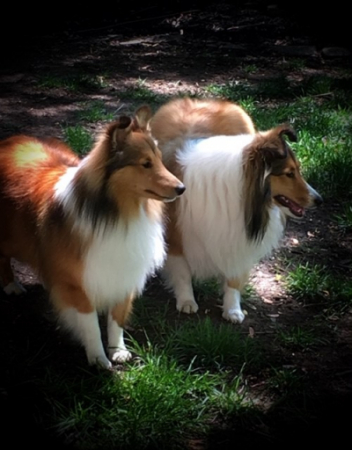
[150,97,255,170]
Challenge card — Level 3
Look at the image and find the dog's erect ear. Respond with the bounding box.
[277,124,297,143]
[261,124,297,163]
[134,105,153,132]
[109,116,133,149]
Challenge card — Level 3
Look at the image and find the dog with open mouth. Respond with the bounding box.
[150,97,322,323]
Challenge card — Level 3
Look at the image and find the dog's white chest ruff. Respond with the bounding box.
[82,212,165,309]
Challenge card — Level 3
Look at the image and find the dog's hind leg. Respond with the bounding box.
[107,294,134,363]
[222,273,249,323]
[162,254,198,314]
[0,255,26,295]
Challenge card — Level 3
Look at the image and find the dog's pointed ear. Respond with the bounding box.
[133,105,153,132]
[261,124,297,163]
[107,116,134,152]
[277,124,297,143]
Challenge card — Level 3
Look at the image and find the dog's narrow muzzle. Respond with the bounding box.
[314,193,323,206]
[308,183,323,207]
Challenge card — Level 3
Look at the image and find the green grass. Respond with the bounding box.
[277,326,328,351]
[334,203,352,233]
[163,317,263,371]
[119,78,164,104]
[77,101,115,122]
[62,125,93,155]
[285,263,352,312]
[267,367,306,397]
[42,341,249,450]
[38,73,108,92]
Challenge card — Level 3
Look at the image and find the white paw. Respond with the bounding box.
[88,354,112,370]
[222,308,245,324]
[177,299,199,314]
[109,348,132,363]
[3,281,26,295]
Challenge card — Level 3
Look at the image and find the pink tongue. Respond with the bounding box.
[288,199,303,216]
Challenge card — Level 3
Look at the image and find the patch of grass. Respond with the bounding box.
[193,277,221,302]
[39,73,107,92]
[42,344,250,450]
[277,326,328,351]
[242,64,258,74]
[334,203,352,233]
[163,317,263,371]
[282,57,306,70]
[77,100,115,122]
[63,125,93,155]
[119,79,164,104]
[268,367,306,397]
[285,263,352,312]
[128,294,172,333]
[206,81,255,101]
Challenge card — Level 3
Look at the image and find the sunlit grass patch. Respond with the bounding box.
[119,79,164,104]
[285,263,352,312]
[62,125,93,155]
[162,317,263,371]
[77,100,115,122]
[43,344,251,450]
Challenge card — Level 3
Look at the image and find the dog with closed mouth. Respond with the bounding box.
[0,106,185,368]
[150,97,322,323]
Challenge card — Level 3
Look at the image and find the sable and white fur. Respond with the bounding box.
[0,106,185,368]
[150,98,322,322]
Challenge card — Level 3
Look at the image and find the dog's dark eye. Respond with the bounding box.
[286,172,295,178]
[142,161,153,169]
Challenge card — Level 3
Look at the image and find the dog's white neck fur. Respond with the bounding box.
[54,168,165,310]
[176,135,285,279]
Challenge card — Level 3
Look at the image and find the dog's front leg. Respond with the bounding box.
[162,254,198,314]
[222,274,249,323]
[107,294,134,363]
[53,285,111,369]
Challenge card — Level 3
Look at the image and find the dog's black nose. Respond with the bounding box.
[315,193,323,206]
[175,184,186,196]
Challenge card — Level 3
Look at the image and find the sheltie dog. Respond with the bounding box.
[0,106,185,368]
[150,97,322,323]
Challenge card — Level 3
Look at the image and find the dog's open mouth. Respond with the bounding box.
[274,195,304,217]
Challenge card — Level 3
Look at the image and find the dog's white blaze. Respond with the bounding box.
[176,135,285,281]
[82,213,165,309]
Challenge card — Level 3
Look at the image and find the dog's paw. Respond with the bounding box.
[177,299,199,314]
[109,348,132,364]
[222,308,245,324]
[3,281,27,295]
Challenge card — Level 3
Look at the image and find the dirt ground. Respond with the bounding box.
[0,2,351,448]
